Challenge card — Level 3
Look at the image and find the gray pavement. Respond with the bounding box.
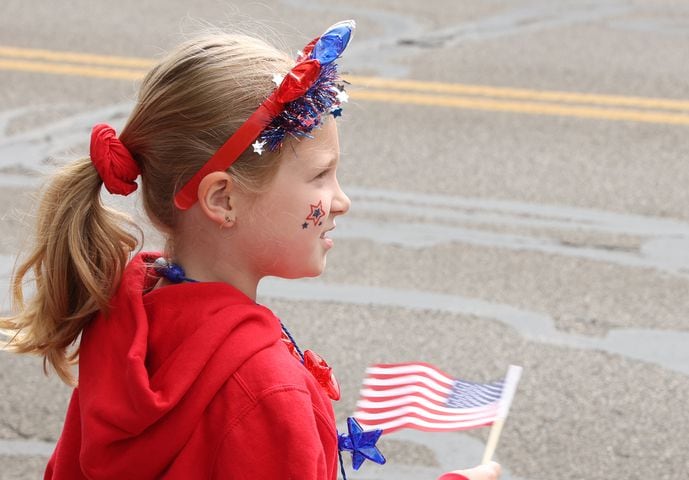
[2,1,689,479]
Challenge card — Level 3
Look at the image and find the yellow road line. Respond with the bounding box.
[2,45,689,113]
[351,90,689,126]
[0,59,144,81]
[0,46,154,68]
[350,75,689,112]
[2,47,689,126]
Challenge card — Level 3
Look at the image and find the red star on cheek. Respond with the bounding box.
[306,200,325,226]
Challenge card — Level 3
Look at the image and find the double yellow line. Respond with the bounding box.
[2,45,689,126]
[0,45,150,80]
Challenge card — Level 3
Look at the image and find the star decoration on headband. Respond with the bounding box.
[336,89,349,103]
[338,417,386,470]
[252,140,267,155]
[256,20,355,154]
[259,63,345,152]
[272,73,285,87]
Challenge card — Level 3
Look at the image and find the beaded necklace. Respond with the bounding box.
[152,258,385,479]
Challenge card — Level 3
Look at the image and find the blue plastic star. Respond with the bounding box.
[331,107,343,118]
[338,417,386,470]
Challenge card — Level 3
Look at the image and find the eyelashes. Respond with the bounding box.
[314,169,330,180]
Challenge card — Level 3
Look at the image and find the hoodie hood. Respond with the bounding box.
[76,252,281,478]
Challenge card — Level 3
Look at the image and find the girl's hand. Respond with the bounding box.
[436,461,502,480]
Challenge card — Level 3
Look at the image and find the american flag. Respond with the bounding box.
[353,363,520,434]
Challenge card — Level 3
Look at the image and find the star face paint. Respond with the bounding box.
[305,200,326,227]
[230,120,350,279]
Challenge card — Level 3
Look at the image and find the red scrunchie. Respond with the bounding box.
[89,123,141,195]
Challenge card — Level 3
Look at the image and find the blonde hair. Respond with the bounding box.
[0,33,294,385]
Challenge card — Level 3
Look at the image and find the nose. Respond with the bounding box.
[331,180,351,216]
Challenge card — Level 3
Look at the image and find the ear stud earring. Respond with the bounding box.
[220,215,235,229]
[219,196,235,228]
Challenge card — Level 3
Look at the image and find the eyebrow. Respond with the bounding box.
[323,156,338,168]
[311,156,338,171]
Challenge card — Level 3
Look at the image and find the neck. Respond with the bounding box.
[170,239,260,301]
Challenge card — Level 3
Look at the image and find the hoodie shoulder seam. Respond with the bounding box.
[209,384,314,476]
[233,372,256,403]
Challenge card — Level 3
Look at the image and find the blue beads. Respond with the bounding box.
[153,257,197,283]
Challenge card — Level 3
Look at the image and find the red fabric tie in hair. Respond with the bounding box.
[90,123,141,195]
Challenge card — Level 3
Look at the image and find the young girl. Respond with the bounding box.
[1,20,501,480]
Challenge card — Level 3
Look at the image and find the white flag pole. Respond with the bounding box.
[481,365,522,465]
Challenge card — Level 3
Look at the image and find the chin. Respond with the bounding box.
[275,260,327,280]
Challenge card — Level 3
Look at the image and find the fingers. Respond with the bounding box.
[487,461,502,478]
[488,461,502,479]
[437,461,502,480]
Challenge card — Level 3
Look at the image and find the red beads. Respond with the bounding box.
[303,349,341,401]
[281,333,302,362]
[280,332,341,401]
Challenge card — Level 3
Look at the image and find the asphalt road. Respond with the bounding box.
[2,1,689,479]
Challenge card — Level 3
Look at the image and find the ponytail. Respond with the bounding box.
[0,158,138,386]
[2,32,300,386]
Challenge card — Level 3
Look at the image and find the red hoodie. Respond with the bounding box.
[45,253,339,479]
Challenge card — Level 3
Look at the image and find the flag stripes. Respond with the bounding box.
[365,363,454,385]
[354,363,508,434]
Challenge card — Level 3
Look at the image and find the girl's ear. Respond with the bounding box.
[197,172,235,227]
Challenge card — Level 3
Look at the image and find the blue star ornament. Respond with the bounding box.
[338,417,386,470]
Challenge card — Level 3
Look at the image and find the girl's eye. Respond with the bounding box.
[314,169,329,180]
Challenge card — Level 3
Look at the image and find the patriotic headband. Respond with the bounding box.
[174,20,356,210]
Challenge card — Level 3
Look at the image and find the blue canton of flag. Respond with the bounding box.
[446,379,505,409]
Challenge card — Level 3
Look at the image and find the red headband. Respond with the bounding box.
[173,60,322,210]
[174,20,355,210]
